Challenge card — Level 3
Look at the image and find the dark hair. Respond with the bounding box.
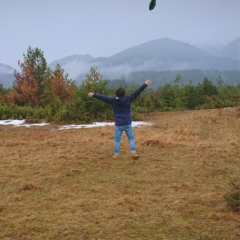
[115,87,125,97]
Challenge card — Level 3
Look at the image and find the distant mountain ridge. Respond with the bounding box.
[89,38,239,77]
[0,37,239,88]
[48,54,95,79]
[48,37,240,80]
[0,63,15,74]
[0,64,15,88]
[49,54,94,66]
[218,37,240,60]
[99,38,210,63]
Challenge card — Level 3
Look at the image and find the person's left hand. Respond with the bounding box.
[145,80,152,86]
[88,92,94,97]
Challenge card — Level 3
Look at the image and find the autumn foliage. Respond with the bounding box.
[51,64,75,102]
[6,47,75,108]
[7,60,42,106]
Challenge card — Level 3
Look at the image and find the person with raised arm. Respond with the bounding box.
[88,80,152,160]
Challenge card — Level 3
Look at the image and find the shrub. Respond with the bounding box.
[224,181,240,212]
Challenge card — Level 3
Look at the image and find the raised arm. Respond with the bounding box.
[88,92,113,104]
[129,79,152,102]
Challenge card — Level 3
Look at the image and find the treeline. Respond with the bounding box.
[126,70,240,89]
[0,47,240,123]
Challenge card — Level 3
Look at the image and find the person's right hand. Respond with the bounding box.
[145,80,152,86]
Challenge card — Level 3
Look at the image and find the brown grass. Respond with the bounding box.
[0,108,240,240]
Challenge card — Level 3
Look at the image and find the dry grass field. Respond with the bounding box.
[0,108,240,240]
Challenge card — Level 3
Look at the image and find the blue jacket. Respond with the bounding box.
[93,83,148,126]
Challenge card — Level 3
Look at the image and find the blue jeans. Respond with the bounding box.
[114,124,136,156]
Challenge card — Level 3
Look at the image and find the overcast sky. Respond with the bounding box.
[1,0,239,69]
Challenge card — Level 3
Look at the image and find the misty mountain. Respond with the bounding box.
[48,54,95,79]
[85,38,239,80]
[195,40,225,56]
[0,63,15,74]
[95,38,211,65]
[1,38,240,88]
[0,64,15,88]
[73,38,239,81]
[218,37,240,60]
[0,74,15,88]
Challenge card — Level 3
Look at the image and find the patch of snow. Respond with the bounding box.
[0,120,152,130]
[58,121,152,130]
[58,122,115,130]
[0,119,49,128]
